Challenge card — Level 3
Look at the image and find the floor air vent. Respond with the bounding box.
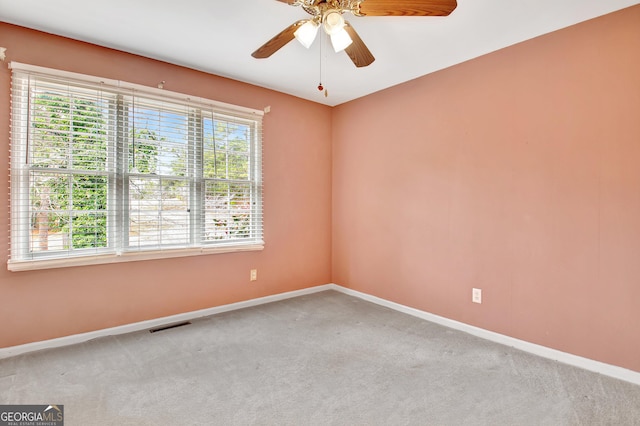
[149,321,192,333]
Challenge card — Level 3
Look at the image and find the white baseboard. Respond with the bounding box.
[0,284,335,360]
[2,282,639,387]
[330,284,640,386]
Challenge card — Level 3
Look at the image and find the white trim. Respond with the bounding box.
[330,285,640,386]
[8,61,265,117]
[0,284,335,359]
[2,283,639,387]
[7,243,265,272]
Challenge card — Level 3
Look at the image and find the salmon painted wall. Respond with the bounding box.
[332,6,640,372]
[0,24,332,347]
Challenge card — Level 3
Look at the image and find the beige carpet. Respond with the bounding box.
[1,290,639,425]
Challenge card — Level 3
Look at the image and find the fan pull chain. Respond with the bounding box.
[318,31,328,97]
[317,35,323,92]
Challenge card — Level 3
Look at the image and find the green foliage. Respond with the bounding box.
[129,128,159,174]
[202,120,251,180]
[31,93,109,250]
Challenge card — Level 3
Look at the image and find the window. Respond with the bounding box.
[9,63,263,271]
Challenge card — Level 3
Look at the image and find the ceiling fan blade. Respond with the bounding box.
[343,22,375,68]
[252,20,306,59]
[357,0,457,16]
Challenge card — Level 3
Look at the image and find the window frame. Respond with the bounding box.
[8,63,264,272]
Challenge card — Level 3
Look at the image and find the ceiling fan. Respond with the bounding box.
[252,0,458,68]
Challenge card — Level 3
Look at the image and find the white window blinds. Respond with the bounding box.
[9,63,263,270]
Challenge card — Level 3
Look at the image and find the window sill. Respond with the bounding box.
[7,243,264,272]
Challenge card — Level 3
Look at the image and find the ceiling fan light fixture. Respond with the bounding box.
[330,28,352,53]
[294,20,319,49]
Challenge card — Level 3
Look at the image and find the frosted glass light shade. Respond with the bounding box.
[330,28,352,52]
[294,21,319,49]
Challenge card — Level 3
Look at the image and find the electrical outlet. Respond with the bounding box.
[472,288,482,304]
[250,269,258,281]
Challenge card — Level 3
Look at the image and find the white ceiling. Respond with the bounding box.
[1,0,638,106]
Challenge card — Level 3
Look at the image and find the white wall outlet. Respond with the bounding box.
[472,288,482,304]
[250,269,258,281]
